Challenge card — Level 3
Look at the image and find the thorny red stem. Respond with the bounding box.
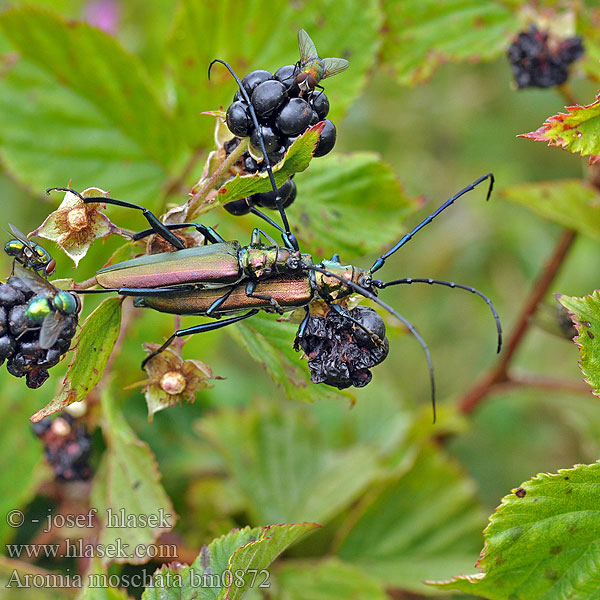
[459,229,577,415]
[458,83,591,416]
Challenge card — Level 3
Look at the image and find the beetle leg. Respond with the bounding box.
[293,307,311,351]
[250,228,279,247]
[73,285,198,296]
[206,287,235,316]
[328,303,385,349]
[141,309,259,369]
[132,222,225,245]
[245,280,284,314]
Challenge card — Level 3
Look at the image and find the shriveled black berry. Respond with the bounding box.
[0,282,26,307]
[32,417,52,437]
[275,97,313,136]
[251,179,296,210]
[507,26,584,89]
[251,80,287,118]
[310,92,330,120]
[9,351,36,374]
[295,306,389,389]
[6,355,26,377]
[223,197,252,216]
[8,305,33,337]
[226,101,252,138]
[250,124,282,156]
[57,337,72,354]
[274,64,300,94]
[40,346,61,369]
[19,340,44,361]
[6,276,35,301]
[36,415,93,482]
[60,315,78,340]
[27,367,49,389]
[242,70,272,96]
[0,335,16,361]
[314,119,336,157]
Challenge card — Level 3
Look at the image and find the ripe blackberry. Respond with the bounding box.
[221,54,343,215]
[223,197,253,216]
[310,92,329,120]
[313,119,336,157]
[276,97,313,136]
[507,25,584,89]
[226,101,252,138]
[274,64,300,94]
[242,70,272,96]
[251,80,287,119]
[250,124,282,156]
[252,179,297,210]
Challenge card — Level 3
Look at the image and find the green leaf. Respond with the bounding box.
[0,391,45,545]
[291,152,419,258]
[214,124,323,206]
[91,391,176,565]
[274,558,388,600]
[168,0,382,148]
[337,444,485,594]
[142,523,318,600]
[501,179,600,239]
[0,8,176,203]
[198,403,381,525]
[558,291,600,397]
[520,92,600,160]
[231,311,351,405]
[431,461,600,600]
[380,0,516,85]
[31,297,122,422]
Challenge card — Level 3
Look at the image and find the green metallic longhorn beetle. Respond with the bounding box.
[51,173,501,421]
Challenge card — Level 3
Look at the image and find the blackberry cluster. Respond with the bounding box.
[508,26,584,89]
[0,275,77,388]
[223,66,336,216]
[295,306,389,389]
[32,414,92,482]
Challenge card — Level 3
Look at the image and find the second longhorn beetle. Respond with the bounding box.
[52,60,502,422]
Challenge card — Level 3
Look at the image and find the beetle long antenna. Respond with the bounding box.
[374,277,502,354]
[208,58,299,252]
[303,263,436,422]
[370,174,494,274]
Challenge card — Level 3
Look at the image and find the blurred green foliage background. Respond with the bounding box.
[1,1,600,598]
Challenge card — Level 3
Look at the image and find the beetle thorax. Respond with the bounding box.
[240,245,302,280]
[315,261,371,301]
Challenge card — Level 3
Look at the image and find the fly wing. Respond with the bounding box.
[39,310,64,349]
[8,223,36,252]
[298,29,318,62]
[321,57,349,79]
[14,263,56,296]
